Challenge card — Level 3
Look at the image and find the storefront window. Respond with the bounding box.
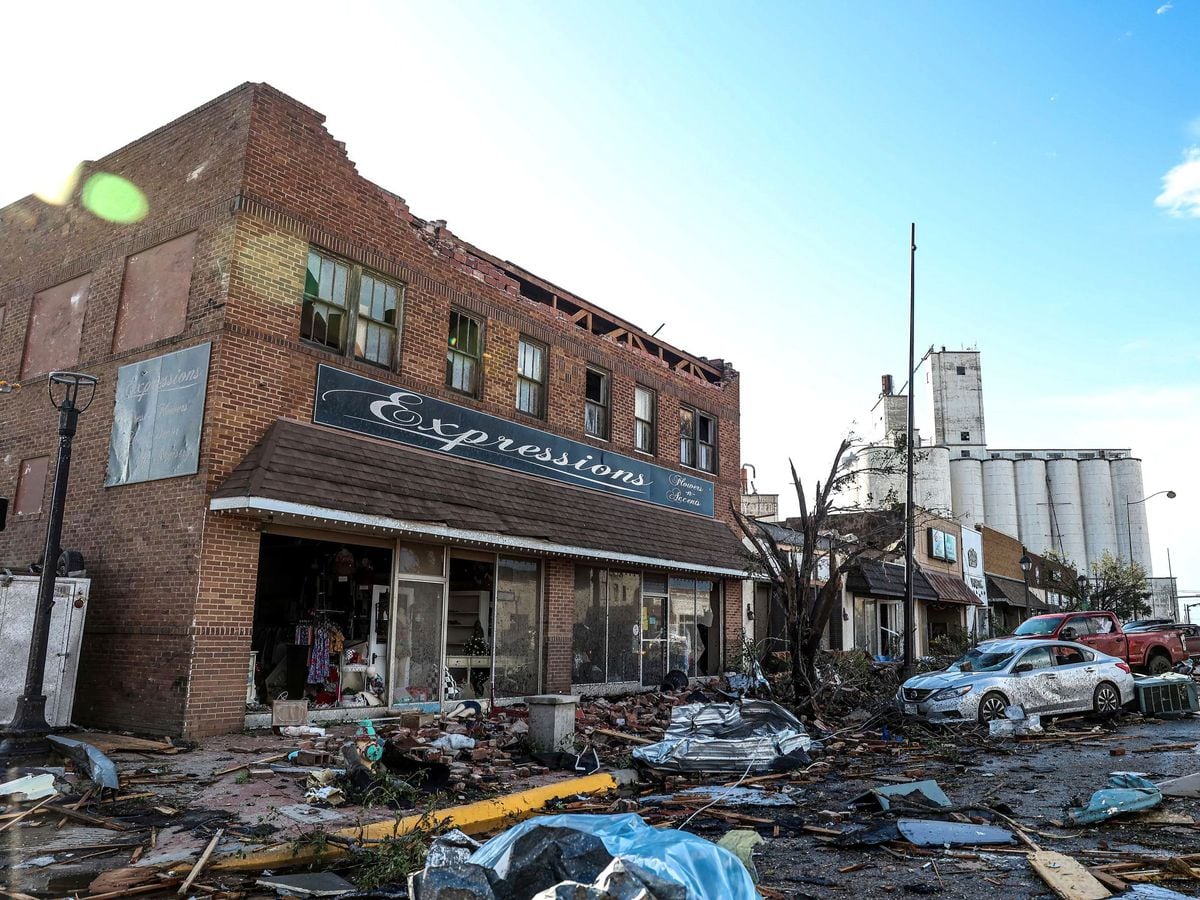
[667,578,721,677]
[573,568,608,683]
[398,541,444,578]
[607,572,641,684]
[493,557,541,697]
[391,580,444,703]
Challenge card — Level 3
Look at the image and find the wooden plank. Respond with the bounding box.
[178,828,223,895]
[591,728,653,745]
[43,803,126,831]
[76,732,174,753]
[1029,850,1112,900]
[213,752,289,777]
[0,794,58,834]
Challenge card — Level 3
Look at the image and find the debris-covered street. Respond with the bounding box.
[4,668,1200,899]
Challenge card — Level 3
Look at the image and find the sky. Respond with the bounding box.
[3,2,1198,602]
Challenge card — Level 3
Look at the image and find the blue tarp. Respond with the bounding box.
[469,813,760,900]
[1066,773,1163,826]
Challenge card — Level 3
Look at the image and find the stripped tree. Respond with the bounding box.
[733,438,917,713]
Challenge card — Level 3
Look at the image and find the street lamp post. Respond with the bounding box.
[1019,553,1033,621]
[1125,490,1177,566]
[1077,574,1090,611]
[0,372,97,764]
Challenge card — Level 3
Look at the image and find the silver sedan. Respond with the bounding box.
[898,638,1135,723]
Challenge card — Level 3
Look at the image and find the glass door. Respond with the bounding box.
[492,557,542,698]
[641,589,667,686]
[391,541,446,705]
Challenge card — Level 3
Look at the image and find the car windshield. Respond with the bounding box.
[947,648,1016,673]
[1013,618,1060,636]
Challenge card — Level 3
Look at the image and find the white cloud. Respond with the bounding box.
[1156,2,1173,13]
[1155,147,1200,217]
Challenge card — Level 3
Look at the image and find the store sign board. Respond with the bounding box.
[106,342,211,486]
[314,365,715,517]
[961,527,988,605]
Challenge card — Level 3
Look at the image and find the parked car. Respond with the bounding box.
[1007,610,1188,674]
[1124,622,1200,659]
[898,638,1135,723]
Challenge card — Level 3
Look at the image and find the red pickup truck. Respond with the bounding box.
[1010,611,1188,675]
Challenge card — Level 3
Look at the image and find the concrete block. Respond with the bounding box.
[525,693,579,751]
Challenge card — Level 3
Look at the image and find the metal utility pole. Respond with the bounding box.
[903,224,917,677]
[0,372,96,763]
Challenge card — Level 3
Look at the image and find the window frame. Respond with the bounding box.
[302,248,403,370]
[584,365,610,440]
[515,335,548,419]
[680,404,717,473]
[634,385,657,455]
[446,308,485,397]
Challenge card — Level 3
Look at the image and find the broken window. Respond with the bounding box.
[960,431,970,441]
[303,249,402,367]
[584,366,609,439]
[515,336,547,418]
[634,385,656,454]
[22,274,90,379]
[113,232,197,353]
[14,456,49,515]
[956,365,966,375]
[680,406,717,472]
[446,309,483,396]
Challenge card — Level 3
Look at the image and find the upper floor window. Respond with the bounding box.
[515,336,547,417]
[585,366,609,439]
[113,232,197,354]
[680,406,717,473]
[634,385,656,454]
[22,274,91,379]
[303,249,401,368]
[446,309,483,396]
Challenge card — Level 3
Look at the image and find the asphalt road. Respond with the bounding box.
[714,714,1200,898]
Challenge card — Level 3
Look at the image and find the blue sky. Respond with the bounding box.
[3,1,1198,594]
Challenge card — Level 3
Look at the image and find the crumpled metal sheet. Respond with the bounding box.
[631,700,819,774]
[641,785,796,807]
[852,780,951,812]
[47,734,119,790]
[1066,773,1163,826]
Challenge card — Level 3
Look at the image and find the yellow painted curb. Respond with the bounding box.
[208,772,619,873]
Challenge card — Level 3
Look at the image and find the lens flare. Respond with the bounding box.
[33,163,83,206]
[80,173,148,223]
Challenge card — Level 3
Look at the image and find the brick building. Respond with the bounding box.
[0,84,745,737]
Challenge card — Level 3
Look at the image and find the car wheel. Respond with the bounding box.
[978,692,1009,723]
[1093,682,1121,717]
[1147,653,1171,676]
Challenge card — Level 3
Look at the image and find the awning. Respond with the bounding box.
[924,571,984,607]
[846,560,938,601]
[210,419,748,577]
[986,575,1051,612]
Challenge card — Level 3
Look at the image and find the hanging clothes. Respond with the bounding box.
[307,622,331,683]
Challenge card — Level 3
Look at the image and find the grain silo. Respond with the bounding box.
[1080,457,1119,566]
[1046,457,1087,570]
[949,456,985,529]
[1110,456,1152,572]
[981,458,1019,540]
[1015,457,1052,556]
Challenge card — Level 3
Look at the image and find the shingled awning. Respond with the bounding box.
[210,419,748,576]
[987,575,1051,612]
[925,571,984,607]
[845,560,938,601]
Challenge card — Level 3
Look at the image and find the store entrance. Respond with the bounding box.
[251,533,392,710]
[445,553,494,700]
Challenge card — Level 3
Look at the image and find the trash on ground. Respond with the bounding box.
[895,818,1016,847]
[413,812,757,900]
[275,803,346,825]
[631,700,819,774]
[425,829,482,868]
[47,733,120,790]
[988,705,1044,738]
[256,871,357,897]
[0,772,57,801]
[1156,772,1200,799]
[853,779,951,812]
[642,785,796,808]
[834,820,903,846]
[1065,773,1163,826]
[716,828,764,882]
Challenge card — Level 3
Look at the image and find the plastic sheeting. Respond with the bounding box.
[420,813,759,900]
[1066,773,1163,826]
[631,700,818,774]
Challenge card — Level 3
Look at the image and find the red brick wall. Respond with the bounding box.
[543,560,575,693]
[0,82,744,736]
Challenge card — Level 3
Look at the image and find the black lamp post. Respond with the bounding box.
[0,372,97,764]
[1019,553,1033,621]
[1077,574,1090,611]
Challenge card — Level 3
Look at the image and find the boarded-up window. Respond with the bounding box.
[14,456,49,515]
[22,274,90,378]
[113,232,197,353]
